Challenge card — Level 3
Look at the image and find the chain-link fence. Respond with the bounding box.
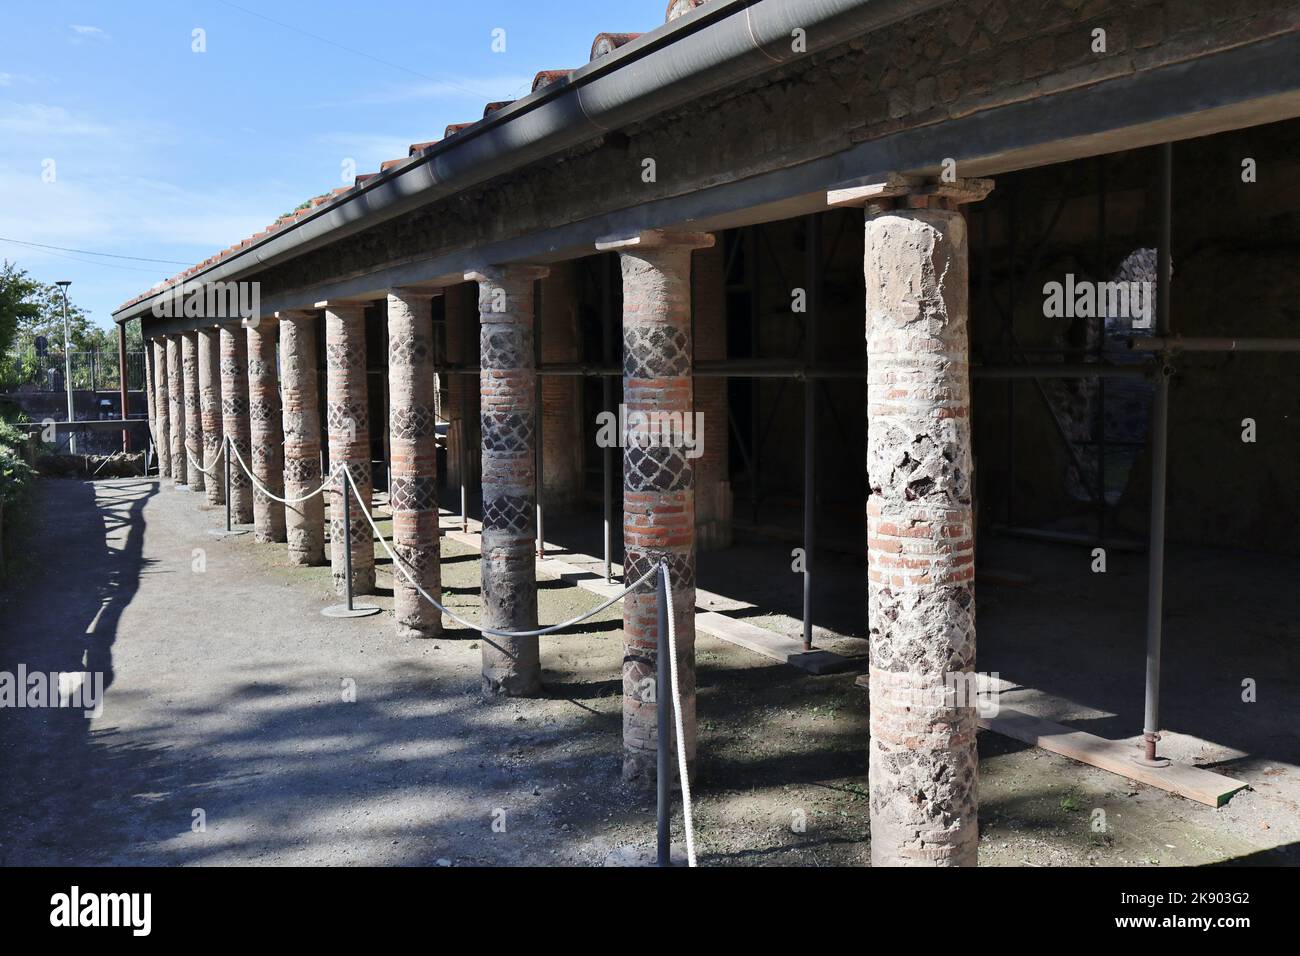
[1,348,146,392]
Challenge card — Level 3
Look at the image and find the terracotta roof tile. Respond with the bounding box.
[591,32,640,59]
[532,70,573,91]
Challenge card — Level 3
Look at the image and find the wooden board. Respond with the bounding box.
[440,510,849,674]
[851,680,1248,806]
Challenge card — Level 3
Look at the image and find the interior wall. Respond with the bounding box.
[970,116,1300,555]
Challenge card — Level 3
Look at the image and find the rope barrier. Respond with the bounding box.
[227,437,342,505]
[195,444,702,863]
[184,439,226,477]
[342,466,658,639]
[661,564,697,867]
[340,468,696,863]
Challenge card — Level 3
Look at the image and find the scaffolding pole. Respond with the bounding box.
[1140,142,1174,768]
[802,213,821,651]
[602,254,616,583]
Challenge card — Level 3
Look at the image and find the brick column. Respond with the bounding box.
[599,229,713,785]
[539,262,583,512]
[279,311,325,565]
[387,290,442,638]
[220,325,254,524]
[246,321,286,543]
[325,303,375,595]
[833,174,991,867]
[198,329,224,506]
[152,338,171,479]
[692,239,732,550]
[467,265,548,696]
[166,335,186,485]
[182,332,204,494]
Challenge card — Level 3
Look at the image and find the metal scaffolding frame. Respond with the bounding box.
[431,153,1298,758]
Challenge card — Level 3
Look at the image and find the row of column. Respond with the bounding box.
[145,175,985,865]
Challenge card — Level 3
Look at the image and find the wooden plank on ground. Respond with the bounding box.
[438,510,850,673]
[983,708,1249,807]
[851,679,1247,806]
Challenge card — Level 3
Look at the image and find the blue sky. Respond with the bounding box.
[0,1,665,328]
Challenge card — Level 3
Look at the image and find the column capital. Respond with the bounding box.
[828,173,994,211]
[387,285,445,301]
[464,264,550,284]
[275,309,317,321]
[595,228,715,252]
[315,299,369,317]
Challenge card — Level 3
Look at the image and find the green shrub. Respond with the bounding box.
[0,420,34,575]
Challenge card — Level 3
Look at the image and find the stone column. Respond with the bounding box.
[692,239,732,550]
[182,332,204,493]
[539,262,583,511]
[832,174,991,867]
[166,335,186,485]
[466,265,548,696]
[598,229,713,785]
[198,329,224,505]
[152,338,171,479]
[324,303,375,595]
[279,311,325,565]
[247,320,286,543]
[220,325,254,524]
[387,290,442,638]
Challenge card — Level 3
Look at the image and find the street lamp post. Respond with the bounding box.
[56,281,74,451]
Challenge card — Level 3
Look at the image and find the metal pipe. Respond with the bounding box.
[602,254,615,583]
[656,566,671,867]
[1096,155,1108,542]
[535,279,545,560]
[1141,141,1174,766]
[117,321,131,452]
[971,363,1151,379]
[459,290,470,534]
[1128,336,1300,352]
[57,281,74,429]
[115,0,950,325]
[342,469,355,612]
[224,436,233,533]
[748,227,761,524]
[802,213,820,652]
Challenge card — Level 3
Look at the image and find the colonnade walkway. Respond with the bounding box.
[1,476,1287,865]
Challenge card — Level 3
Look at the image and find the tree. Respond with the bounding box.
[16,280,96,353]
[0,261,42,387]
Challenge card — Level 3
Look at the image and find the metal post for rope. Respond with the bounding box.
[322,466,380,618]
[656,562,672,867]
[208,436,247,538]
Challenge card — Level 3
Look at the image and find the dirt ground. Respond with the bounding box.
[0,477,1294,865]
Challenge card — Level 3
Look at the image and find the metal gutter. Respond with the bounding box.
[115,0,949,323]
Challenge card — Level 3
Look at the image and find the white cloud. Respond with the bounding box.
[0,102,113,139]
[68,24,110,44]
